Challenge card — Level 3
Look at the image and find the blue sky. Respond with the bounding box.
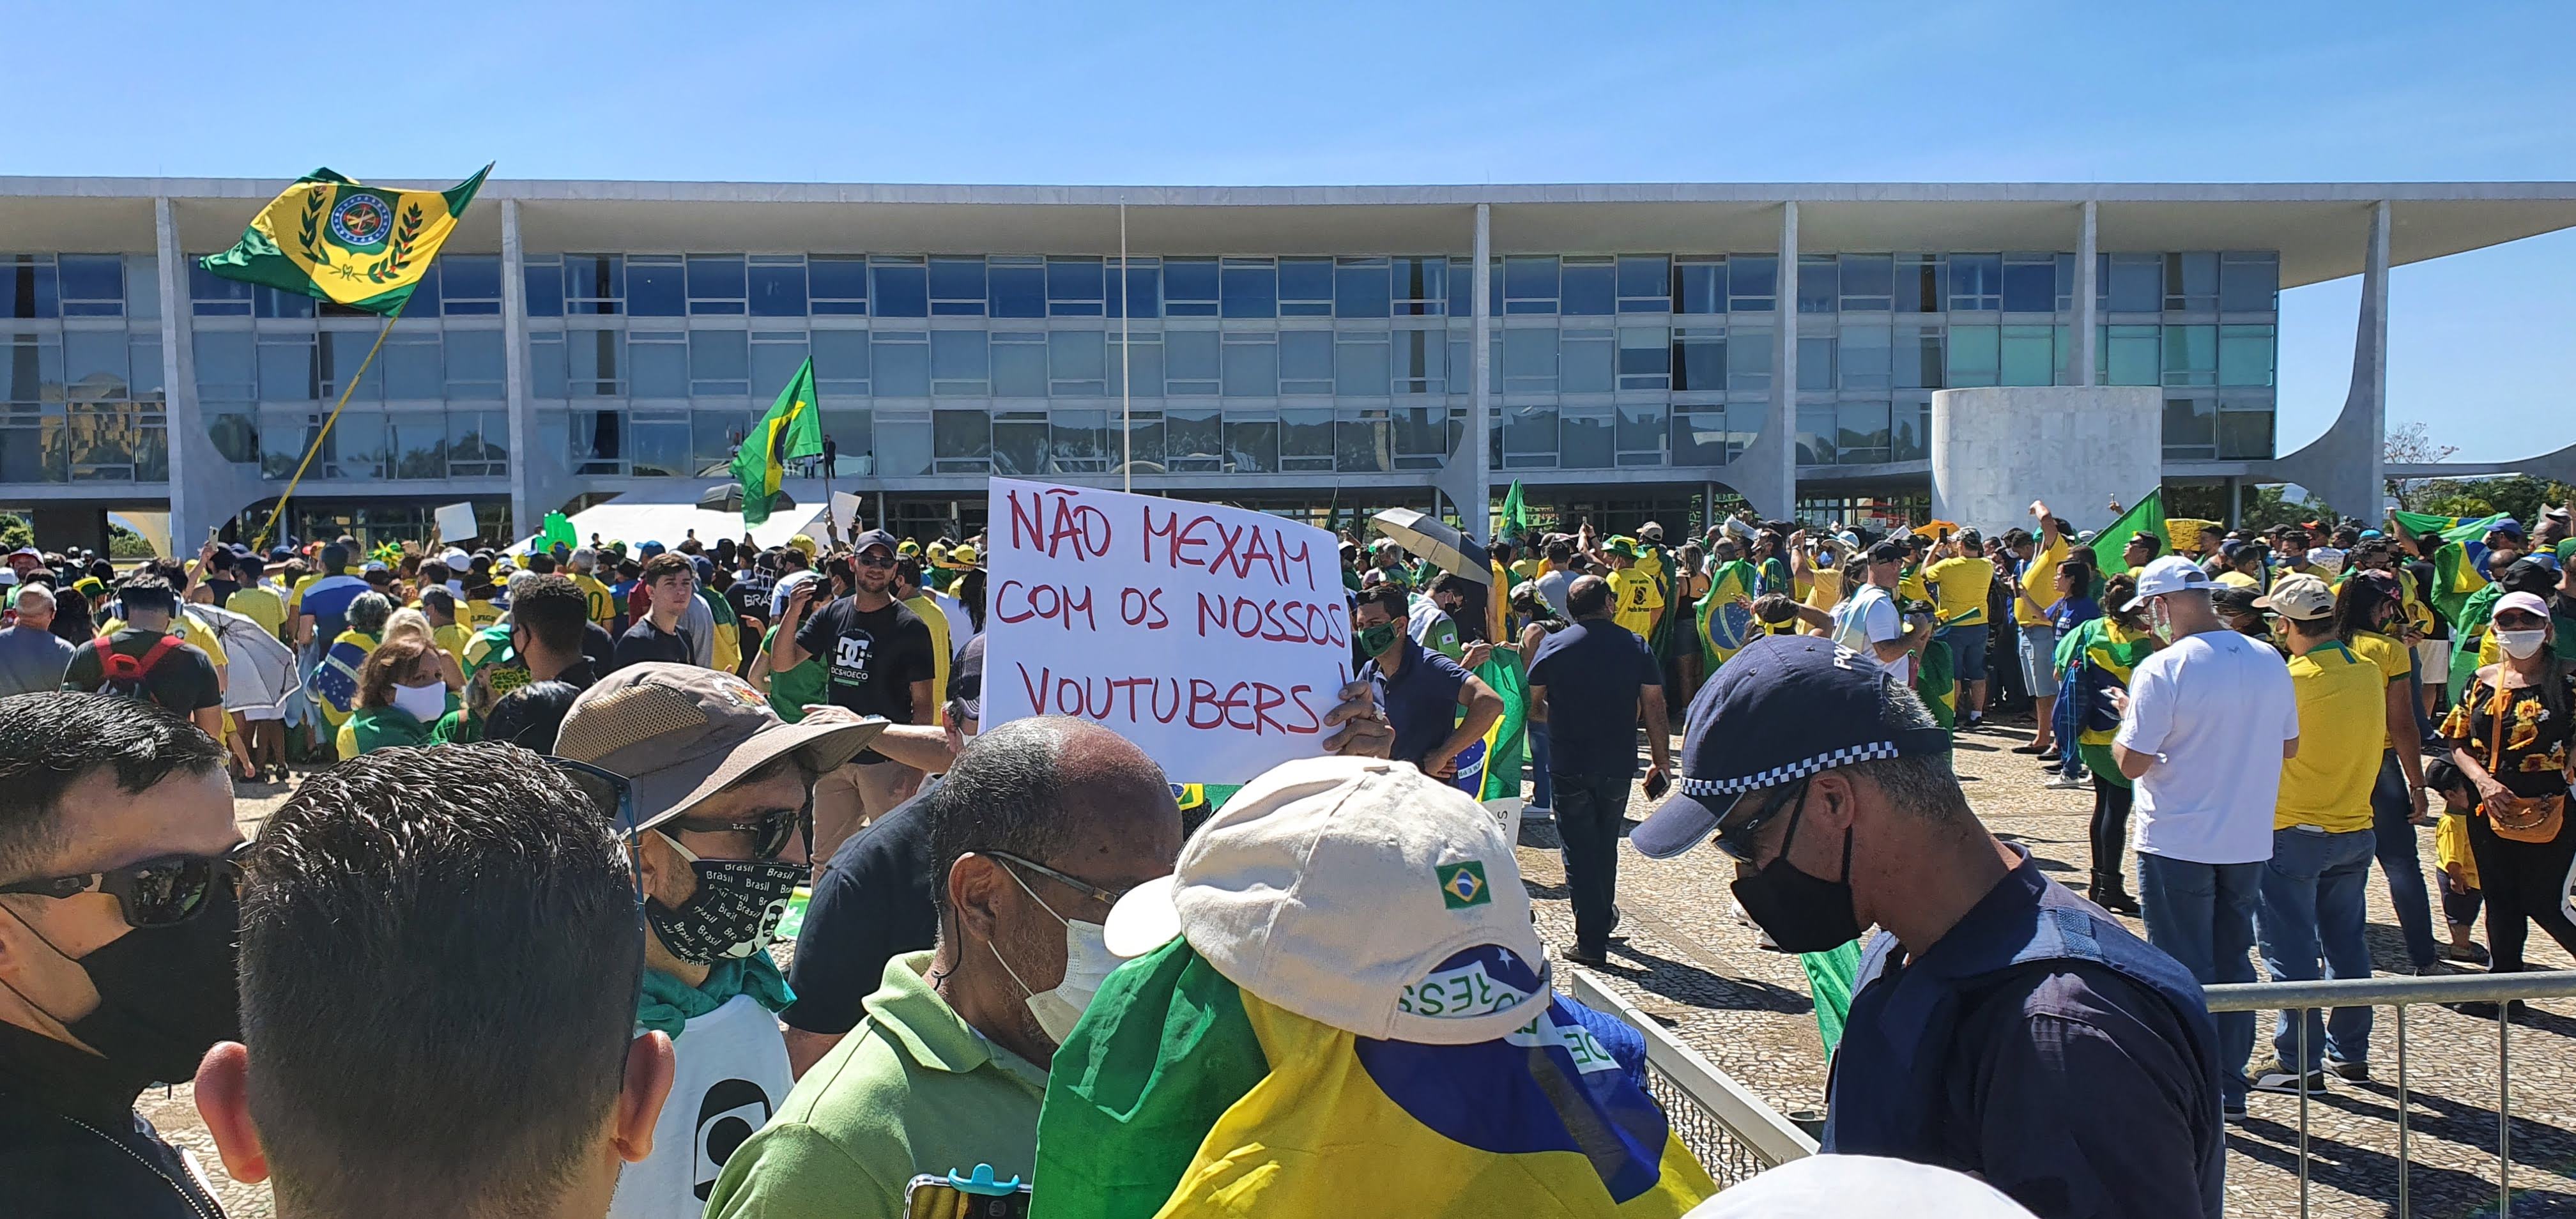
[9,2,2570,461]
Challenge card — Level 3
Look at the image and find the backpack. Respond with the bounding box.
[89,634,184,700]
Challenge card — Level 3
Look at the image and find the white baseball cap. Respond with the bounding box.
[2122,555,2216,612]
[1682,1154,2037,1217]
[1103,755,1550,1045]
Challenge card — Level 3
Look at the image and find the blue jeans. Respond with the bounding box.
[2370,751,2441,969]
[2257,827,2376,1070]
[1526,721,1554,809]
[1554,772,1632,952]
[2138,852,2261,1104]
[1939,623,1988,684]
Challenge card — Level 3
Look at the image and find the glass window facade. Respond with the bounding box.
[0,235,2284,490]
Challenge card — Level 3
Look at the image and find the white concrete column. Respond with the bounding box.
[500,198,533,540]
[2071,201,2098,387]
[2349,200,2391,516]
[1772,201,1800,514]
[153,197,206,546]
[1470,203,1493,537]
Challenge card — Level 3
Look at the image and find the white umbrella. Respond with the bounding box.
[1370,509,1489,583]
[185,602,301,717]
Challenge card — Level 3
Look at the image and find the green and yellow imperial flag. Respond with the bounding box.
[198,165,492,315]
[731,358,824,526]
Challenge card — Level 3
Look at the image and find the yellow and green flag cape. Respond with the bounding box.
[730,358,824,526]
[1696,558,1759,671]
[198,165,491,315]
[1034,938,1715,1219]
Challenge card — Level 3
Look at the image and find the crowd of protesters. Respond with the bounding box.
[0,485,2569,1219]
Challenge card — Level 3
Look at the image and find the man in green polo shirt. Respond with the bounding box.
[707,716,1182,1219]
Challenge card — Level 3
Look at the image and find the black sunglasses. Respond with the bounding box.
[855,552,898,569]
[1710,778,1811,865]
[0,840,251,929]
[664,802,811,862]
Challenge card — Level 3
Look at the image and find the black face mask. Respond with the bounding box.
[644,835,803,965]
[1728,785,1864,954]
[1,883,243,1090]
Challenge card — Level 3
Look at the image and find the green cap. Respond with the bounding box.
[1603,536,1637,558]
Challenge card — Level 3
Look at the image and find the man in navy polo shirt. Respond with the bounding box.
[1528,574,1671,967]
[1632,634,2223,1219]
[1353,583,1501,781]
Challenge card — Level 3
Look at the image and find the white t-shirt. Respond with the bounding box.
[607,992,795,1219]
[2114,628,2300,865]
[768,569,823,619]
[935,590,977,658]
[1531,569,1572,620]
[1831,583,1911,686]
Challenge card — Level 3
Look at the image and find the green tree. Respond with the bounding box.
[2238,484,2332,532]
[107,523,156,559]
[2411,475,2575,526]
[0,513,29,552]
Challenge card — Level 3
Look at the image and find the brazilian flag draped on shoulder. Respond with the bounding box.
[1032,937,1715,1219]
[199,165,491,314]
[1696,558,1759,671]
[731,358,824,526]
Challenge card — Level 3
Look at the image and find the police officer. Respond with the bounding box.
[1631,634,2223,1219]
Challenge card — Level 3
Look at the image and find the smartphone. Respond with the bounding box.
[1644,769,1672,801]
[905,1173,1032,1219]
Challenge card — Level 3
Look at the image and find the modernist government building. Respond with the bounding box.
[3,178,2572,549]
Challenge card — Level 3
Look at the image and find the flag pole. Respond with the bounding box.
[1119,197,1133,494]
[249,295,411,553]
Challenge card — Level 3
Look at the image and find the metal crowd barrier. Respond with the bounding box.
[2202,968,2576,1218]
[1568,969,1818,1186]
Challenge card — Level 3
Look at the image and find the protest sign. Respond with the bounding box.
[433,502,479,543]
[829,491,866,539]
[982,478,1350,784]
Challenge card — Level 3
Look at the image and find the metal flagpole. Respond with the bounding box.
[249,296,411,552]
[1120,198,1133,494]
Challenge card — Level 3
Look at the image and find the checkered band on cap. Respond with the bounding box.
[1677,740,1903,797]
[553,682,711,763]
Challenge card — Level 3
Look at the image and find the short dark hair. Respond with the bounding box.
[1358,583,1409,620]
[896,557,924,588]
[776,547,808,572]
[510,574,590,656]
[924,719,1085,919]
[419,586,457,620]
[1545,540,1572,565]
[1958,528,1982,550]
[640,553,693,587]
[117,573,177,616]
[1567,575,1613,619]
[240,744,641,1219]
[525,553,558,574]
[0,693,227,880]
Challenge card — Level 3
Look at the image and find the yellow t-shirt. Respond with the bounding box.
[2275,641,2388,832]
[2214,570,2260,591]
[463,598,503,631]
[2012,537,2067,626]
[1897,565,1928,607]
[226,585,288,640]
[2347,630,2411,749]
[2270,562,2328,590]
[1922,556,1995,627]
[2437,811,2480,888]
[903,594,953,721]
[1607,567,1663,640]
[1800,567,1844,637]
[569,572,617,626]
[432,622,473,674]
[1510,558,1545,585]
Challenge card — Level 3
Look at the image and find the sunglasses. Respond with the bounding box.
[1710,778,1811,865]
[0,840,251,929]
[664,802,812,862]
[855,553,898,569]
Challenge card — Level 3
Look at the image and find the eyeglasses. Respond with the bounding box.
[0,840,251,928]
[1710,778,1811,865]
[855,553,897,569]
[983,850,1131,912]
[664,803,811,862]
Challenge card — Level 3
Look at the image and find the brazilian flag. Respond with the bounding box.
[730,358,824,526]
[199,165,491,315]
[2090,487,2168,575]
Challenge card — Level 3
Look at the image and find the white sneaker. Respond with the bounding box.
[2044,772,2088,790]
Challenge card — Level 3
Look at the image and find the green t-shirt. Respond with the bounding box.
[705,951,1048,1219]
[762,625,828,724]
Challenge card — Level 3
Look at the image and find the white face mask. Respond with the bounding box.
[390,680,447,725]
[2497,629,2549,661]
[991,865,1121,1045]
[2148,598,2176,644]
